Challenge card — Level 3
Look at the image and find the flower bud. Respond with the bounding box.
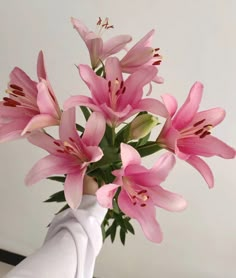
[129,114,159,140]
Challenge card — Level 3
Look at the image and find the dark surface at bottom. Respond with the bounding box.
[0,249,25,266]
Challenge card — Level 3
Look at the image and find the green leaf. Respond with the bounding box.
[44,190,65,203]
[47,176,66,183]
[136,131,151,147]
[105,220,117,242]
[112,198,120,214]
[55,204,69,215]
[115,123,130,146]
[114,214,127,231]
[80,106,90,121]
[124,219,135,235]
[76,123,84,132]
[95,66,104,77]
[120,227,126,245]
[87,146,120,174]
[135,141,162,157]
[95,60,106,77]
[110,220,117,243]
[103,124,113,146]
[101,222,106,242]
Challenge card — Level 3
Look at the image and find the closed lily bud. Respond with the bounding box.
[129,114,159,140]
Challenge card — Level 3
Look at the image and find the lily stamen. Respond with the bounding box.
[96,17,114,36]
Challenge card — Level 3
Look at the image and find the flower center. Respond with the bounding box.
[96,17,114,36]
[107,78,126,110]
[4,84,38,113]
[181,118,213,139]
[54,137,88,163]
[152,48,162,66]
[122,177,150,207]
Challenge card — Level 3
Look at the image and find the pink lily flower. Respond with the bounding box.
[157,82,236,188]
[64,57,168,127]
[25,108,106,209]
[0,51,61,142]
[96,143,187,243]
[120,29,163,83]
[71,17,132,69]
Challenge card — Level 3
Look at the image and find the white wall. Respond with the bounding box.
[0,262,13,276]
[0,1,235,277]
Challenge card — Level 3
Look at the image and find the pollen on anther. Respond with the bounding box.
[3,97,21,106]
[69,137,75,142]
[200,131,211,138]
[194,128,204,135]
[53,141,61,146]
[203,124,213,130]
[108,81,111,92]
[137,190,147,195]
[9,84,23,91]
[152,61,161,66]
[97,17,102,25]
[11,90,25,97]
[193,119,206,127]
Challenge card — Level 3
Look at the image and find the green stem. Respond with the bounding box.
[111,125,116,146]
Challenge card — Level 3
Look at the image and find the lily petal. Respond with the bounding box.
[173,82,203,130]
[120,143,141,168]
[186,155,214,188]
[152,74,164,84]
[21,114,59,135]
[192,108,225,127]
[136,98,168,118]
[105,57,123,83]
[37,81,59,118]
[85,36,103,68]
[78,64,108,104]
[120,47,154,70]
[149,186,187,211]
[59,108,80,143]
[151,152,176,182]
[118,190,163,243]
[132,29,155,49]
[0,102,30,118]
[84,145,104,163]
[125,164,164,187]
[178,135,235,158]
[71,17,90,41]
[96,183,120,209]
[120,30,155,68]
[0,119,28,142]
[64,170,85,209]
[27,131,61,155]
[82,112,106,146]
[120,66,157,107]
[63,95,100,112]
[161,94,178,117]
[103,35,132,58]
[37,51,47,80]
[25,155,78,186]
[10,67,38,97]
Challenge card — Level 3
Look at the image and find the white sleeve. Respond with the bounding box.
[5,195,107,278]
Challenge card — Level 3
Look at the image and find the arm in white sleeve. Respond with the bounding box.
[5,195,107,278]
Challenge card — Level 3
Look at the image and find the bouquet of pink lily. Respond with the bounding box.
[0,17,235,244]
